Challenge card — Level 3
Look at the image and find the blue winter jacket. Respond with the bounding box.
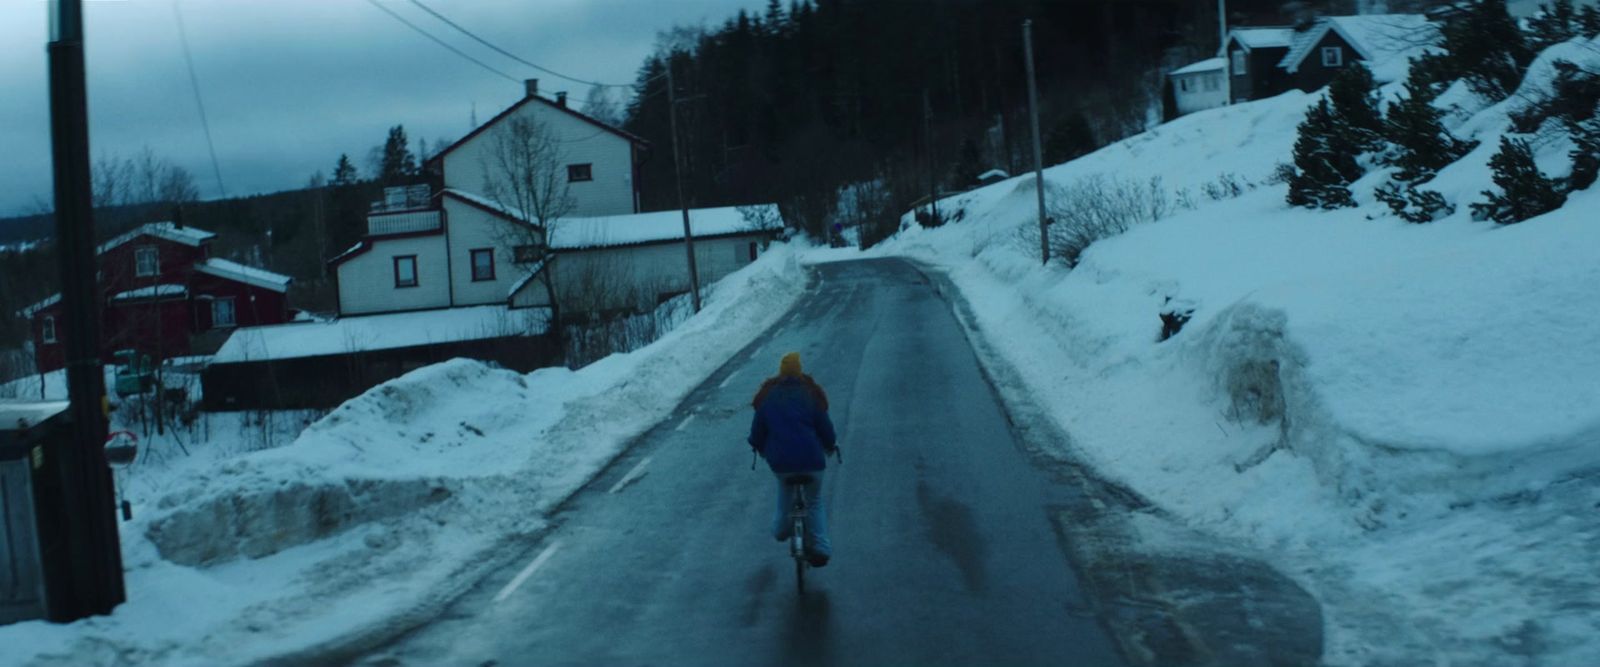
[749,376,837,474]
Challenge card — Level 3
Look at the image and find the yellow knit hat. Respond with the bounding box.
[779,352,802,377]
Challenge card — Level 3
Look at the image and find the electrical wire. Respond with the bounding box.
[364,0,520,84]
[172,0,226,198]
[405,0,637,89]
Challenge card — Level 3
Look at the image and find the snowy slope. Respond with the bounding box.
[0,242,811,666]
[874,36,1600,666]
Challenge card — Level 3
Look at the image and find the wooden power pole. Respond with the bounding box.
[1023,19,1049,264]
[47,0,127,620]
[666,62,703,313]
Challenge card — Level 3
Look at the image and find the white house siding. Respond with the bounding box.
[443,197,544,307]
[1172,70,1228,116]
[543,234,765,313]
[442,99,637,217]
[336,234,450,315]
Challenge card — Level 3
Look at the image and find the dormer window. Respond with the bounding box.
[135,246,160,277]
[1321,46,1344,68]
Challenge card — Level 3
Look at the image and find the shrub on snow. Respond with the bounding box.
[1471,136,1568,223]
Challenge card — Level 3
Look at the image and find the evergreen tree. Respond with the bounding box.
[332,154,359,186]
[1580,4,1600,39]
[1374,182,1454,223]
[378,125,416,185]
[1470,137,1567,223]
[1527,0,1578,51]
[1433,0,1535,101]
[1287,99,1360,209]
[953,137,983,187]
[1383,79,1476,181]
[1328,64,1384,152]
[1044,112,1096,165]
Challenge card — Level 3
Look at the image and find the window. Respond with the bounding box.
[470,248,496,281]
[42,316,56,344]
[394,255,418,288]
[748,242,759,263]
[1203,73,1221,92]
[135,246,159,277]
[1230,50,1247,76]
[567,163,593,182]
[513,245,541,264]
[1321,46,1343,68]
[1179,78,1190,92]
[211,298,236,328]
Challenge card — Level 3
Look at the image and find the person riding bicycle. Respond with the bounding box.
[749,352,837,567]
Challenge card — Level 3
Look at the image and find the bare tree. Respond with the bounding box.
[480,115,576,340]
[583,85,625,128]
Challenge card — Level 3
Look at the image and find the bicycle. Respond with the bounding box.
[785,475,815,594]
[757,448,841,595]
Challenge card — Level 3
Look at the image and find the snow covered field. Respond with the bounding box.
[0,243,809,666]
[863,36,1600,666]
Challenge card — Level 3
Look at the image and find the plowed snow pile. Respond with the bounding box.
[0,244,809,666]
[876,36,1600,666]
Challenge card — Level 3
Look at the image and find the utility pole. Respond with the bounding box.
[666,61,702,313]
[922,89,939,226]
[47,0,127,620]
[1022,19,1049,264]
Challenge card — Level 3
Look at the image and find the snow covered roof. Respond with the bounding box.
[98,222,215,255]
[212,305,550,364]
[1226,27,1295,51]
[1171,57,1227,76]
[506,259,549,299]
[195,258,292,293]
[552,204,782,250]
[442,189,534,225]
[977,169,1011,181]
[111,284,187,302]
[1279,14,1433,73]
[19,293,60,318]
[0,400,69,431]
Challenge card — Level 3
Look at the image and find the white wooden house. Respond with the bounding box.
[331,79,782,319]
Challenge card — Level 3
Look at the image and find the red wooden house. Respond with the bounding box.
[22,222,293,374]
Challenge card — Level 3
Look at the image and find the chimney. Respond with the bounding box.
[556,91,568,108]
[524,78,539,98]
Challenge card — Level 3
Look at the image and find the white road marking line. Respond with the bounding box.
[607,456,653,494]
[719,370,741,389]
[493,540,562,604]
[675,414,697,432]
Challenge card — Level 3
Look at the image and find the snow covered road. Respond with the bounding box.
[352,259,1130,666]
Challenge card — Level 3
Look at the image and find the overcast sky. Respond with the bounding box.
[0,0,764,218]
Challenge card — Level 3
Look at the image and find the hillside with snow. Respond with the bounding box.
[871,33,1600,667]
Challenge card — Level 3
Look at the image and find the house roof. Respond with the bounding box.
[442,189,537,226]
[1279,14,1432,73]
[110,284,187,303]
[195,258,292,293]
[552,204,782,251]
[19,293,60,319]
[98,222,215,255]
[506,258,549,300]
[1224,27,1295,52]
[211,305,550,363]
[1171,57,1227,76]
[424,93,648,171]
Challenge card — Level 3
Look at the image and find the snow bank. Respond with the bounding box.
[875,36,1600,666]
[0,242,810,666]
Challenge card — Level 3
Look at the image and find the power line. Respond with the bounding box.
[405,0,635,89]
[364,0,520,84]
[172,0,226,198]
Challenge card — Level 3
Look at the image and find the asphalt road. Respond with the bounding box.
[353,258,1127,667]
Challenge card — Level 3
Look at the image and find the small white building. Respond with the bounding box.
[1169,57,1228,116]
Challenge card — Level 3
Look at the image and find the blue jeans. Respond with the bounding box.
[772,472,832,558]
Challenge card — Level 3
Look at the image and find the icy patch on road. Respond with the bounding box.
[0,242,810,667]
